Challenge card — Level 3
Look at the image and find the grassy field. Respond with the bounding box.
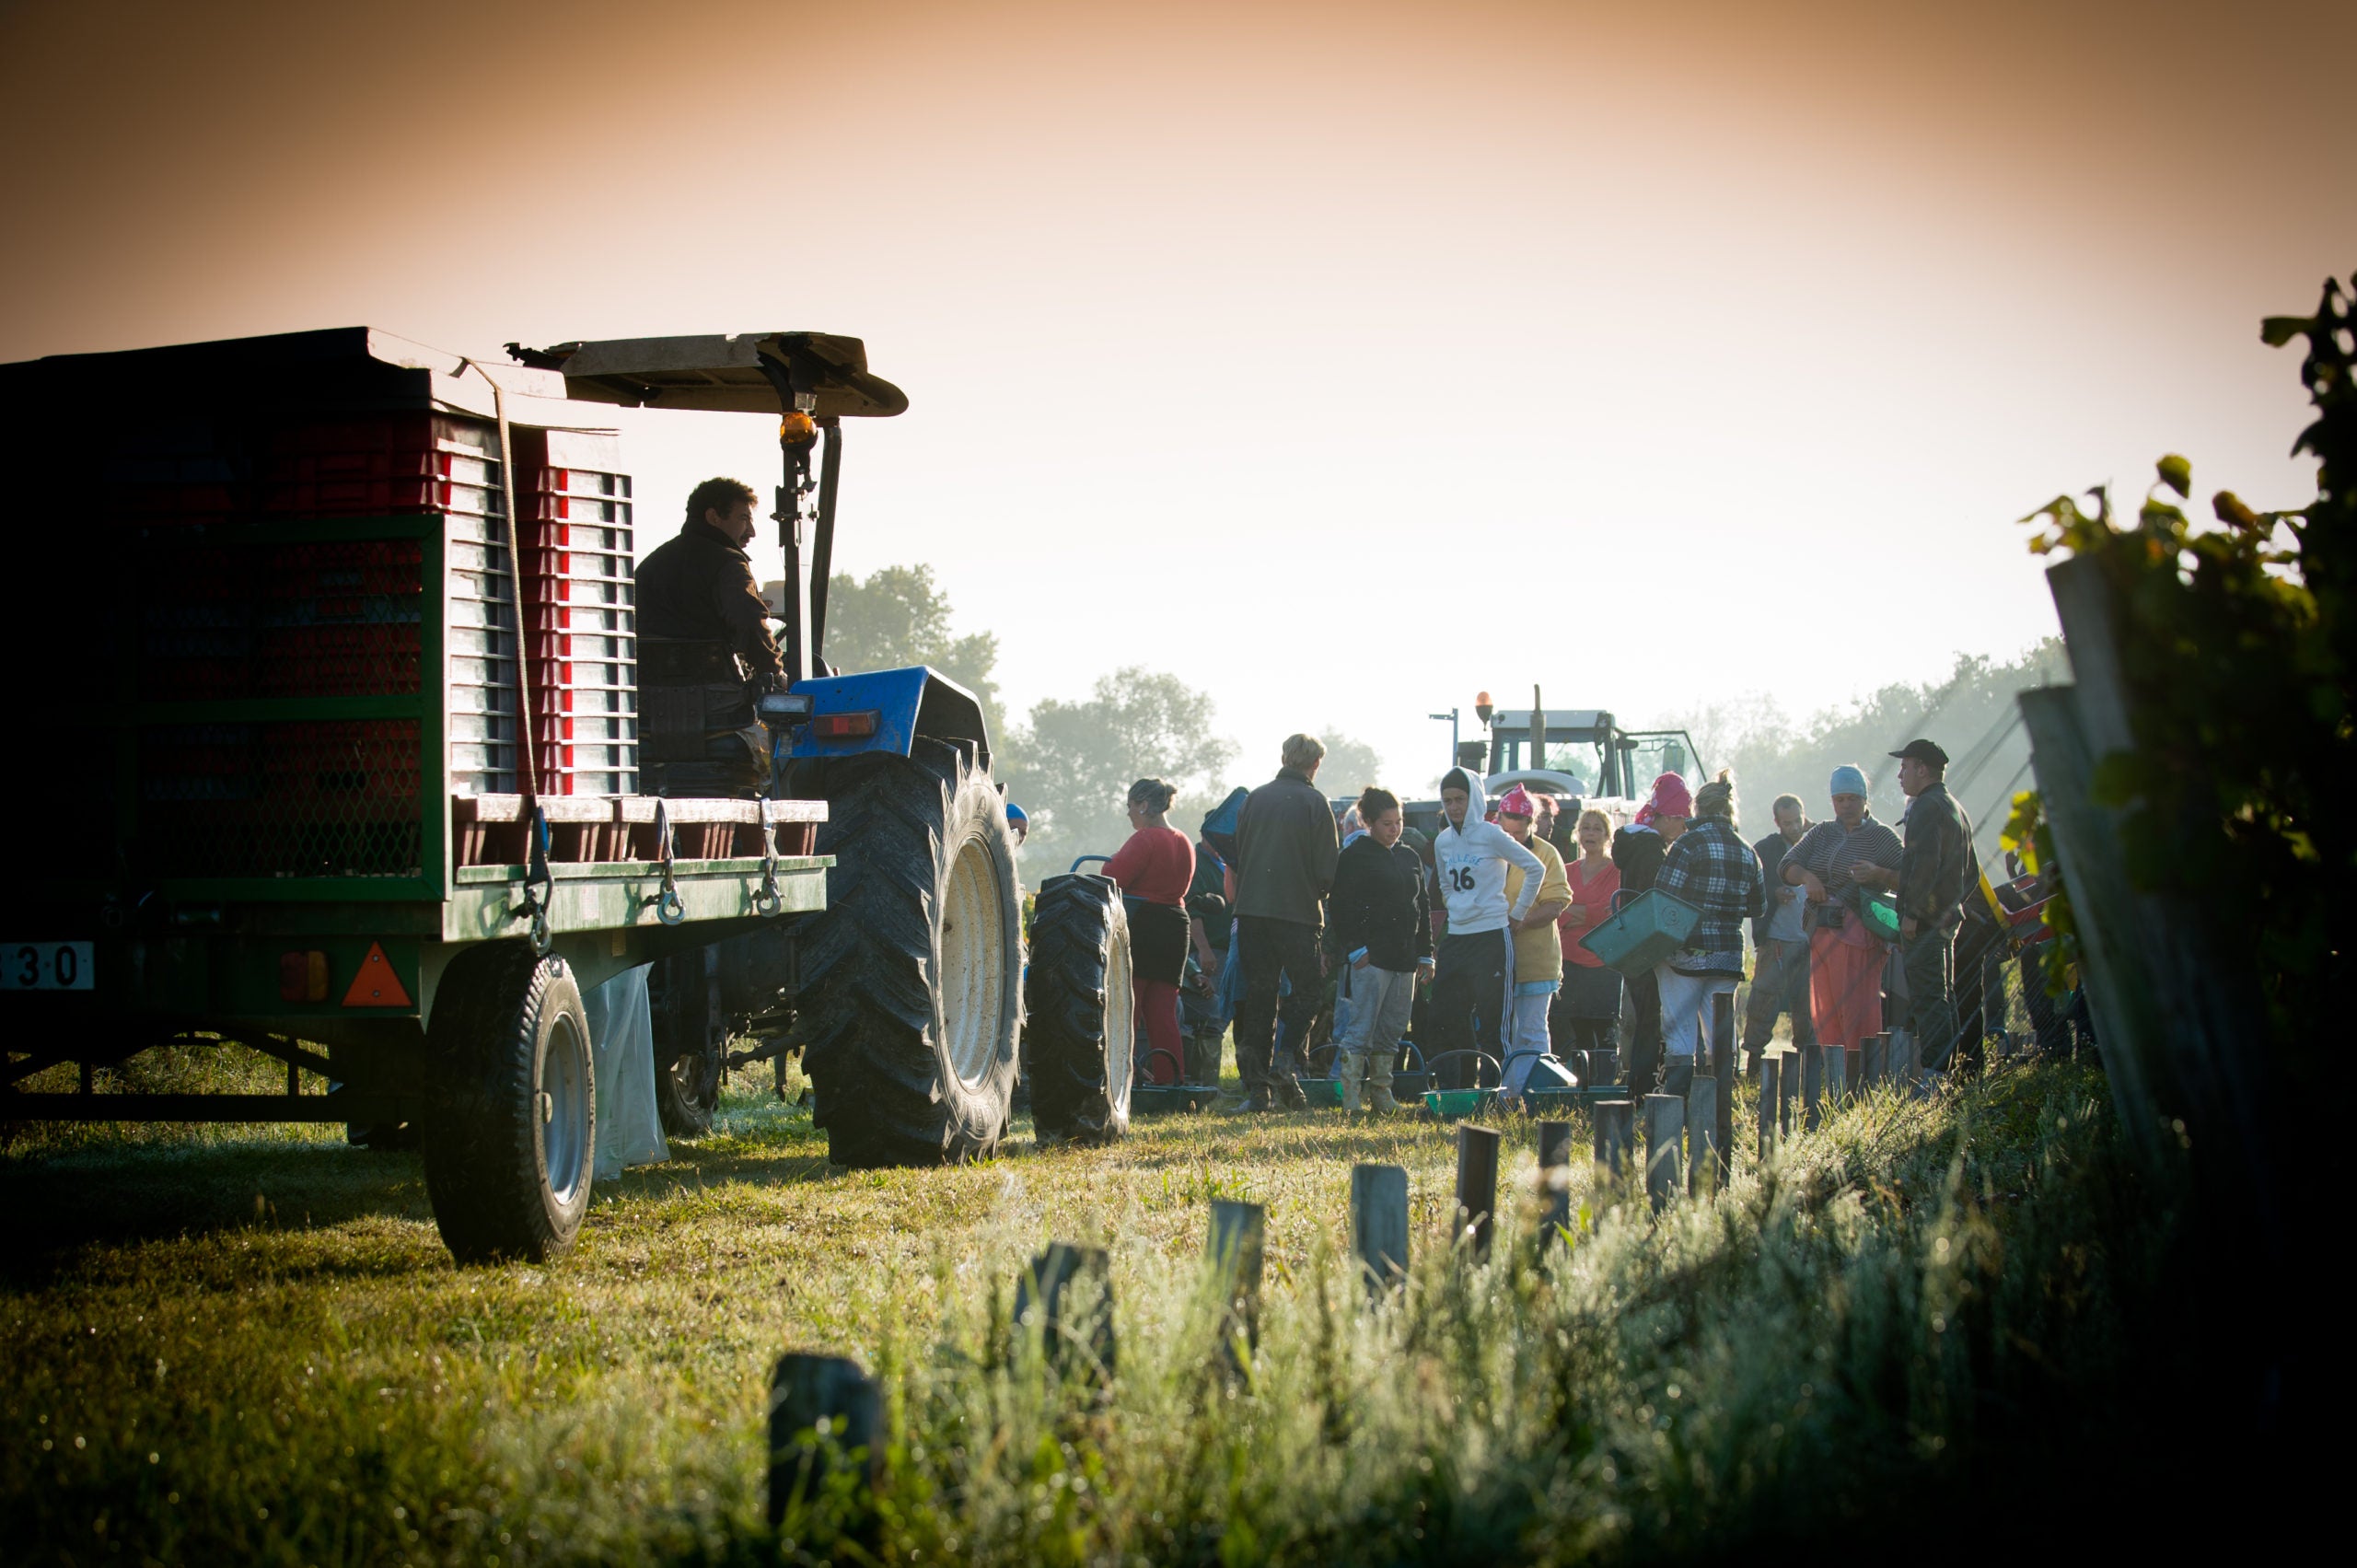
[2,1042,2178,1566]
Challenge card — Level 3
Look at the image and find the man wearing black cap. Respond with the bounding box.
[1856,738,1976,1074]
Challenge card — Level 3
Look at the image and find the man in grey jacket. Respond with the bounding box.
[1231,734,1341,1110]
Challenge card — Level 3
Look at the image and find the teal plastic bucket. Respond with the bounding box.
[1577,889,1702,976]
[1854,889,1901,942]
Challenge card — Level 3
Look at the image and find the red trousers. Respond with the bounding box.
[1808,926,1887,1050]
[1136,978,1183,1085]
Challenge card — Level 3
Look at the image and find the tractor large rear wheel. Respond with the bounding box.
[796,738,1022,1167]
[1024,874,1133,1144]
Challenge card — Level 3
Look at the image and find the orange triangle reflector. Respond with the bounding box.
[342,943,413,1008]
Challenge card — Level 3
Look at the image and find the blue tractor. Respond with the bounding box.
[535,332,1131,1165]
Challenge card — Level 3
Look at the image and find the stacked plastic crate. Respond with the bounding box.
[510,428,638,796]
[120,412,482,877]
[261,413,517,801]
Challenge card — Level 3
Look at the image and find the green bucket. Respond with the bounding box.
[1423,1088,1489,1119]
[1577,889,1702,976]
[1854,889,1901,942]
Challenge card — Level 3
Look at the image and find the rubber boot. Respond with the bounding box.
[1364,1047,1404,1114]
[1658,1054,1696,1100]
[1338,1051,1367,1113]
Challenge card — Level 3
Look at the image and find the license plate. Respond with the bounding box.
[3,941,94,991]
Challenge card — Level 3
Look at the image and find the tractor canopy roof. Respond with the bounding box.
[514,331,907,420]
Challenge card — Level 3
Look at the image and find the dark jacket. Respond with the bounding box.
[1750,829,1796,947]
[1233,766,1339,929]
[1898,781,1975,927]
[1611,825,1667,894]
[1324,835,1433,971]
[635,519,784,679]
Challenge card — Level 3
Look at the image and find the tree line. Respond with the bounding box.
[820,563,2072,864]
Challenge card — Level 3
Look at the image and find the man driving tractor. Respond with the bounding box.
[635,476,788,798]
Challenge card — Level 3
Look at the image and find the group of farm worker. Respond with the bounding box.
[1094,729,1988,1110]
[1622,738,1984,1100]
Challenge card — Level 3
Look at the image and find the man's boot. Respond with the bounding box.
[1364,1047,1405,1114]
[1658,1054,1695,1099]
[1338,1051,1367,1113]
[1188,1030,1223,1088]
[1273,1073,1310,1110]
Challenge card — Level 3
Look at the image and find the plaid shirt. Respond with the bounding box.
[1655,816,1767,974]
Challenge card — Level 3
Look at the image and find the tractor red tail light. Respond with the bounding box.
[811,711,880,740]
[279,950,329,1003]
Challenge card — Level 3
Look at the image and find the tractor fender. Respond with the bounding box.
[785,666,992,767]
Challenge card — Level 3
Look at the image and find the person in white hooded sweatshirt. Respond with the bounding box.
[1428,768,1547,1090]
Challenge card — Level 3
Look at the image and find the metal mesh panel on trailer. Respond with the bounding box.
[138,717,424,878]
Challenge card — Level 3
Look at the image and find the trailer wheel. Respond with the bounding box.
[648,947,725,1137]
[1024,874,1133,1144]
[420,942,596,1264]
[796,738,1022,1167]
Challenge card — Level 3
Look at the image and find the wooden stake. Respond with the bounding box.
[1537,1120,1573,1248]
[1820,1041,1847,1107]
[1351,1163,1410,1299]
[767,1352,881,1527]
[1890,1027,1919,1096]
[1687,1074,1718,1198]
[1594,1098,1636,1185]
[1015,1242,1115,1385]
[1759,1051,1782,1165]
[1206,1200,1265,1366]
[1454,1123,1502,1260]
[1862,1033,1889,1092]
[1643,1093,1683,1212]
[1711,992,1736,1186]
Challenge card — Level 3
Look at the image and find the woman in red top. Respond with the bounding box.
[1100,778,1195,1085]
[1550,807,1624,1068]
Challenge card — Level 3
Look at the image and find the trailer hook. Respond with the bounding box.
[753,853,784,918]
[646,799,686,925]
[515,804,556,955]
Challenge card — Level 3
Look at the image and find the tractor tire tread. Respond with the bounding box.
[420,942,593,1264]
[1024,873,1131,1144]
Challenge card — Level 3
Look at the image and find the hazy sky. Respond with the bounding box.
[6,0,2349,789]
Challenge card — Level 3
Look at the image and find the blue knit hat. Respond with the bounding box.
[1829,763,1869,798]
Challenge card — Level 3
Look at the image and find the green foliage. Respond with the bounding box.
[820,564,1010,746]
[2011,273,2357,1084]
[1313,733,1385,800]
[1004,668,1239,858]
[0,1057,2195,1563]
[1997,790,2075,994]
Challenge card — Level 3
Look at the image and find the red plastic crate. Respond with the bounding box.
[271,413,493,456]
[262,476,498,516]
